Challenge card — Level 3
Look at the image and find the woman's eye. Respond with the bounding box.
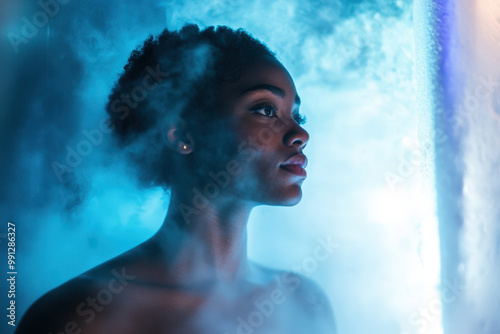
[293,112,307,125]
[252,105,277,117]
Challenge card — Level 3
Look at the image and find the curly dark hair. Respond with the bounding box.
[105,24,276,188]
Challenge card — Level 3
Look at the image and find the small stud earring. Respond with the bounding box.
[183,145,187,150]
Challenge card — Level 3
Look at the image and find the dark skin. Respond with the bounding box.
[16,57,336,334]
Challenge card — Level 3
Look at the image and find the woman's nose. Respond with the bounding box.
[283,123,309,150]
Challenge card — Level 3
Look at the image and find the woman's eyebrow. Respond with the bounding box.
[239,84,301,105]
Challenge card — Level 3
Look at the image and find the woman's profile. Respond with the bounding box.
[16,24,336,334]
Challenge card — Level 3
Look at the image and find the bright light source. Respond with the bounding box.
[367,188,415,226]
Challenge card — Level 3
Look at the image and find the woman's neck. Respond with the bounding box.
[150,190,253,285]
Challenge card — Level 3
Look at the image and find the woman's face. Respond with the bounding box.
[210,56,309,206]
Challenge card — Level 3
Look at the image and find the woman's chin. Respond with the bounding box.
[267,185,303,206]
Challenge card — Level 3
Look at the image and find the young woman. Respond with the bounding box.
[17,25,336,334]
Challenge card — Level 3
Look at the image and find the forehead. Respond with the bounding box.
[221,57,298,103]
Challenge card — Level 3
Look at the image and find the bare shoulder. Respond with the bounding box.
[250,262,332,307]
[250,262,337,333]
[16,276,100,334]
[16,257,138,334]
[280,271,338,333]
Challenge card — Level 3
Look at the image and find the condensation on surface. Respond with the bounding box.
[460,0,500,332]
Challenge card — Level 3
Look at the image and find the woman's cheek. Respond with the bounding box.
[237,141,257,162]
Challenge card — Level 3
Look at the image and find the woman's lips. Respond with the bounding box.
[279,154,308,177]
[280,164,307,177]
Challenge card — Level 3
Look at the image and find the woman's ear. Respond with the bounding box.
[165,124,194,154]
